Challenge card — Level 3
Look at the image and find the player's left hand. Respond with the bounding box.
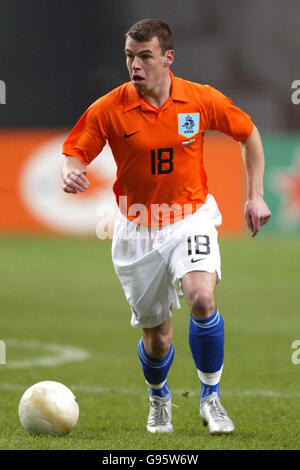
[244,198,271,237]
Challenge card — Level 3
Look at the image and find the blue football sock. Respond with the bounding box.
[189,308,224,400]
[200,382,220,400]
[148,381,171,399]
[138,338,174,400]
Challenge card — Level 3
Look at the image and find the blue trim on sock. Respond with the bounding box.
[138,338,174,393]
[200,383,220,400]
[190,309,220,329]
[149,382,171,400]
[138,339,174,369]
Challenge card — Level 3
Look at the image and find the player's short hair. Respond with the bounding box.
[125,18,174,55]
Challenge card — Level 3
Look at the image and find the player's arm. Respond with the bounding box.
[239,125,271,237]
[62,155,90,194]
[61,99,107,195]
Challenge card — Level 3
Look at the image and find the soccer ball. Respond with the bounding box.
[18,381,79,435]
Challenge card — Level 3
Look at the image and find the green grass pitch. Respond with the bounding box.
[0,234,299,450]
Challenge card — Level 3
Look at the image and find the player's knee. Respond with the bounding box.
[190,291,216,319]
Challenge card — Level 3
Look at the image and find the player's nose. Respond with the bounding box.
[132,56,142,70]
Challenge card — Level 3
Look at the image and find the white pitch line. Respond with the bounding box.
[229,389,300,399]
[0,383,299,399]
[2,339,90,369]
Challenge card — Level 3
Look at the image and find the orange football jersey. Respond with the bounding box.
[62,71,253,226]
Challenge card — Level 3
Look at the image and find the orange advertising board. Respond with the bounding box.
[0,130,246,236]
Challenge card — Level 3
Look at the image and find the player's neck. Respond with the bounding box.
[140,73,171,109]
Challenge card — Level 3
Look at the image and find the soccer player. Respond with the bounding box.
[61,18,271,435]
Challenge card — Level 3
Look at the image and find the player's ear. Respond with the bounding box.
[164,49,174,67]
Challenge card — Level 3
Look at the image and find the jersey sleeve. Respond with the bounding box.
[62,100,107,165]
[207,86,254,141]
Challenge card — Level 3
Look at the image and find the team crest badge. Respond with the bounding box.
[178,113,200,137]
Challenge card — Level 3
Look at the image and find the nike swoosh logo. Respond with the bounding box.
[191,258,205,263]
[124,131,139,138]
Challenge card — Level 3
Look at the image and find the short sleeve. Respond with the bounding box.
[62,100,107,164]
[207,86,254,141]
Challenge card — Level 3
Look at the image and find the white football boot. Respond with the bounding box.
[146,395,174,433]
[200,392,235,435]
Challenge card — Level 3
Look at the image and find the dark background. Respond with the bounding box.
[0,0,299,130]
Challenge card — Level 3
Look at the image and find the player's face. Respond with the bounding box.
[125,36,173,93]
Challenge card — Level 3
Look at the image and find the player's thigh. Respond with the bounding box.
[112,214,180,329]
[169,218,221,286]
[168,213,220,317]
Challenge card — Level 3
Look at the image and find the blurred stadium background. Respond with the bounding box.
[0,0,300,450]
[0,0,299,237]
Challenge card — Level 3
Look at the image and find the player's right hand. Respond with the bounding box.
[62,169,89,194]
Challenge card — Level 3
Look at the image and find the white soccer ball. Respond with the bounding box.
[18,381,79,435]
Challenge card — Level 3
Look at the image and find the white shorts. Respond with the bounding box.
[112,194,222,329]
